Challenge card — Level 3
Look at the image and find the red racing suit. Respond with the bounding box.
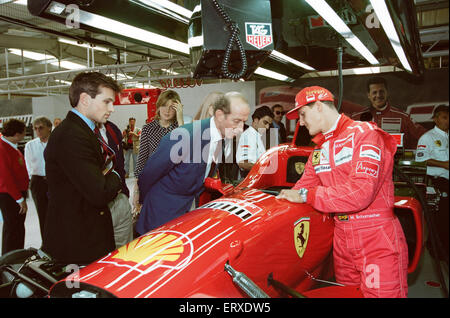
[293,115,408,298]
[352,103,426,149]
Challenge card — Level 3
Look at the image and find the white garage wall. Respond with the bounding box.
[171,81,256,125]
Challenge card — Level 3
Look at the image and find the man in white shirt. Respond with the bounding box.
[415,105,449,260]
[24,116,52,238]
[415,105,449,180]
[236,106,274,177]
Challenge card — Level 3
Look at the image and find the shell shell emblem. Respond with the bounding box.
[110,230,193,270]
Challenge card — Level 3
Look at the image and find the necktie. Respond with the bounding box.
[208,139,225,179]
[94,127,109,163]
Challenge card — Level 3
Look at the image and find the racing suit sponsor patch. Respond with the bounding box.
[314,164,331,174]
[334,134,354,166]
[360,144,381,161]
[312,150,321,165]
[435,140,442,147]
[356,161,379,178]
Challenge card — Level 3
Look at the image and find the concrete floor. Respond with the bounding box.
[1,177,448,298]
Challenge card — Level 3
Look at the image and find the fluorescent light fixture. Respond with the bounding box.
[188,35,204,48]
[14,0,27,5]
[8,49,86,70]
[254,67,295,82]
[270,50,316,71]
[305,0,379,65]
[46,5,190,55]
[58,37,110,53]
[369,0,412,72]
[133,0,193,20]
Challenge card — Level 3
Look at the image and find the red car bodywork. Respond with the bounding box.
[49,123,423,298]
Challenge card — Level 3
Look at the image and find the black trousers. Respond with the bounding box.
[430,176,449,259]
[30,175,48,237]
[0,193,26,255]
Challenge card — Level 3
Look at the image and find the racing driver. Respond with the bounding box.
[276,86,408,298]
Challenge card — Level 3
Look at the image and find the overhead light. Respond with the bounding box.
[14,0,27,5]
[270,50,316,71]
[8,49,86,70]
[45,3,190,55]
[133,0,193,21]
[305,0,379,65]
[369,0,413,72]
[254,67,295,82]
[161,68,180,75]
[58,37,110,53]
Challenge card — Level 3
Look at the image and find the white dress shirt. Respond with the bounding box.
[24,137,47,178]
[236,126,266,165]
[204,117,231,180]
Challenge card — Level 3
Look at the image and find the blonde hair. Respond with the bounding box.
[154,90,181,122]
[193,92,224,121]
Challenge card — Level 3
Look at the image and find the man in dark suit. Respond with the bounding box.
[42,72,122,264]
[137,92,250,234]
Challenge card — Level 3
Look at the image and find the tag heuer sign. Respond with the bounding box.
[245,22,273,49]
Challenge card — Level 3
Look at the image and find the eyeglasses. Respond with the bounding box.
[274,111,285,115]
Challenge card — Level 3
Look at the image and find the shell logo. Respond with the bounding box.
[110,230,193,270]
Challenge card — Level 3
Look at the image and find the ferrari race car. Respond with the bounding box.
[0,123,424,299]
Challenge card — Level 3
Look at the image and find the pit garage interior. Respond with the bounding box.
[0,0,448,299]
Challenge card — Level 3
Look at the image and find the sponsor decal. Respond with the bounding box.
[337,214,349,222]
[108,230,193,270]
[435,140,442,147]
[294,217,310,258]
[334,134,354,166]
[245,23,273,49]
[417,144,427,149]
[312,150,321,165]
[18,157,24,166]
[356,161,379,178]
[314,164,331,174]
[295,162,306,175]
[360,144,381,161]
[305,94,316,103]
[417,152,424,157]
[381,117,401,133]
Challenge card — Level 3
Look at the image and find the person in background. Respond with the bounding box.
[0,119,28,255]
[24,116,52,239]
[193,92,224,121]
[415,105,449,261]
[271,104,287,144]
[42,72,122,264]
[122,117,141,178]
[53,118,62,129]
[137,92,250,234]
[236,106,274,178]
[351,77,426,149]
[277,86,408,298]
[97,120,133,248]
[132,90,184,217]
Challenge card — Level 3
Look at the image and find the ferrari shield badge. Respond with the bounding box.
[294,217,310,259]
[312,150,321,166]
[295,162,305,175]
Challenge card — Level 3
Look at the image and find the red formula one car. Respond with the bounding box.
[0,123,423,299]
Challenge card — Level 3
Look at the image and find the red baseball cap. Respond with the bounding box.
[286,86,334,120]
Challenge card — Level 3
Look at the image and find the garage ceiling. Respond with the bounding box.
[0,0,448,97]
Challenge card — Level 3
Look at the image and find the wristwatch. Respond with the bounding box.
[298,188,308,202]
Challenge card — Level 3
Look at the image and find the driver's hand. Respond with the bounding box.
[276,189,304,203]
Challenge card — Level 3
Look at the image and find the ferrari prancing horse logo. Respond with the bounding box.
[294,217,310,259]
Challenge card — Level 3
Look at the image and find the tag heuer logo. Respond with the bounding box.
[245,23,273,49]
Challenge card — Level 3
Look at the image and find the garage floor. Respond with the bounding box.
[1,177,448,298]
